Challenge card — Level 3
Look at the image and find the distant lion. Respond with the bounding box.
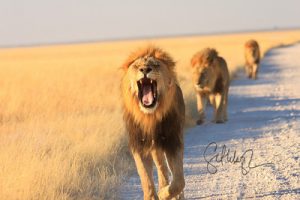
[121,46,185,200]
[191,48,230,125]
[244,39,261,79]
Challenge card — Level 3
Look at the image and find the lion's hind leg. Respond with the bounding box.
[245,64,252,79]
[223,88,229,122]
[252,63,259,79]
[214,92,225,123]
[158,149,185,200]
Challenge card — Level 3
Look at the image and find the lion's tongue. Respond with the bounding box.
[142,85,153,106]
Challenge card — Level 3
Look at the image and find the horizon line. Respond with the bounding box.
[1,26,300,49]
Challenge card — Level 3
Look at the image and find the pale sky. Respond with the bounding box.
[0,0,299,47]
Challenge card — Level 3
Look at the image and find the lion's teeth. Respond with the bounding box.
[150,80,153,84]
[140,80,142,84]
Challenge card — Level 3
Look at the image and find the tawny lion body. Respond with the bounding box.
[191,48,230,124]
[244,39,260,79]
[121,46,185,200]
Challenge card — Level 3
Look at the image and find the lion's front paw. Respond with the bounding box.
[158,186,185,200]
[158,185,170,200]
[170,191,185,200]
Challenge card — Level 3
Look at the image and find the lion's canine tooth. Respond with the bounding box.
[150,79,153,84]
[140,80,142,84]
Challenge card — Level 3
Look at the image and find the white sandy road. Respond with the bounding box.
[119,44,300,199]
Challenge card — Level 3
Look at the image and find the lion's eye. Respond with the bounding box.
[152,62,160,68]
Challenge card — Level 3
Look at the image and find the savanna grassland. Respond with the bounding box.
[0,30,300,199]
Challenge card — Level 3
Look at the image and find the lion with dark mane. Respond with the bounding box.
[191,48,230,124]
[121,46,185,200]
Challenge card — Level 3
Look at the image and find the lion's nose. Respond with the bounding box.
[139,67,152,74]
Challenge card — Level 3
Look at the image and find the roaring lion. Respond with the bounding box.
[244,39,260,79]
[121,46,185,200]
[191,48,230,125]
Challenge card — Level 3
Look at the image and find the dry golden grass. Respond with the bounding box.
[0,29,300,199]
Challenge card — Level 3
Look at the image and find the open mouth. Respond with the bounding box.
[137,77,157,108]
